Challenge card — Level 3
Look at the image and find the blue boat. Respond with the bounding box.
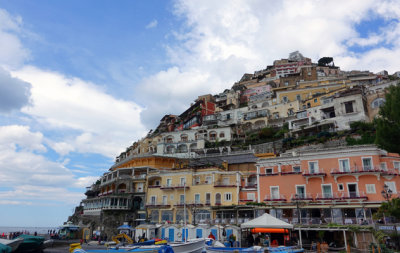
[73,245,174,253]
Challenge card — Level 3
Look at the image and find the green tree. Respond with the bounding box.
[375,85,400,153]
[374,198,400,220]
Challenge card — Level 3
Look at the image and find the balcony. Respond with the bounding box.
[160,185,174,190]
[290,193,313,201]
[341,191,368,201]
[302,169,327,183]
[264,194,287,202]
[148,185,161,188]
[146,202,171,208]
[186,201,204,207]
[281,171,302,176]
[174,184,190,190]
[315,192,341,201]
[214,182,236,188]
[330,167,398,182]
[259,172,279,177]
[174,202,186,207]
[242,184,257,190]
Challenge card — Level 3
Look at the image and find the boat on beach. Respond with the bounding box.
[0,238,24,252]
[14,234,45,253]
[110,238,205,253]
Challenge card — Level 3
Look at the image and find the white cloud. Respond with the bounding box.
[0,9,30,68]
[11,66,148,157]
[145,19,158,29]
[0,125,97,205]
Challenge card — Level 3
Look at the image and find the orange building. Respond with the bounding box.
[256,145,400,226]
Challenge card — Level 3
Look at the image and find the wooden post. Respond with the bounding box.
[343,230,347,250]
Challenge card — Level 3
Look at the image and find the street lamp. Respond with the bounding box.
[293,194,304,224]
[381,184,393,202]
[381,184,393,224]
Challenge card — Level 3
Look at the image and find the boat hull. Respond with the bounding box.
[169,239,205,253]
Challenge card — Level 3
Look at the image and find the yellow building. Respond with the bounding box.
[146,167,240,224]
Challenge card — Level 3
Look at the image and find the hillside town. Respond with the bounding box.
[68,51,400,251]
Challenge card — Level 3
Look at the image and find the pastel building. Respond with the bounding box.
[256,145,400,225]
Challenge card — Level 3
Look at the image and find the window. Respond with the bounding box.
[166,178,172,186]
[205,193,211,205]
[362,158,372,171]
[308,161,319,173]
[215,193,221,204]
[194,194,201,204]
[247,193,256,201]
[265,168,273,174]
[271,186,280,199]
[223,178,229,185]
[366,184,376,194]
[288,108,294,116]
[273,112,279,119]
[161,210,173,222]
[293,166,301,173]
[209,131,217,140]
[224,193,232,201]
[180,134,188,142]
[371,98,385,109]
[314,98,318,103]
[344,101,354,113]
[283,96,288,103]
[385,182,397,193]
[380,162,387,171]
[322,185,332,198]
[296,94,301,101]
[162,195,167,205]
[284,81,289,86]
[338,184,344,191]
[296,185,305,198]
[339,159,350,172]
[219,132,225,138]
[394,161,400,170]
[155,180,160,186]
[150,196,156,205]
[205,176,212,184]
[180,195,185,204]
[180,177,186,186]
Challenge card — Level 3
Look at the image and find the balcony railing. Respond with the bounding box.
[264,194,287,202]
[160,185,174,190]
[303,168,327,176]
[174,184,190,189]
[315,192,341,201]
[133,174,146,180]
[281,171,302,175]
[214,182,236,187]
[341,191,368,200]
[146,202,171,208]
[148,185,161,188]
[290,193,313,201]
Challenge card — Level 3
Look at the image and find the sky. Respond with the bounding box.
[0,0,400,227]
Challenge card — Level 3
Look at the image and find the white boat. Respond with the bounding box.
[169,238,205,253]
[115,238,205,253]
[0,237,24,252]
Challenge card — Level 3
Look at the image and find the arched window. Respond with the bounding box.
[195,209,211,223]
[219,132,225,138]
[371,98,385,109]
[209,131,217,140]
[180,134,188,142]
[166,135,174,143]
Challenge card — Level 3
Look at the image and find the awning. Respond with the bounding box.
[241,213,293,229]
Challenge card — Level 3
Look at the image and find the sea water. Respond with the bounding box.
[0,226,57,235]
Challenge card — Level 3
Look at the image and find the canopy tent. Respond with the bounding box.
[240,213,293,229]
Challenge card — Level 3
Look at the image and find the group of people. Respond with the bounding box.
[1,231,33,240]
[207,231,237,247]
